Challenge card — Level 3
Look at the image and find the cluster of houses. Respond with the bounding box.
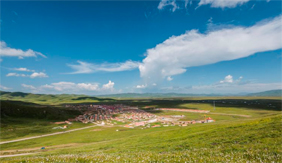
[122,112,215,128]
[74,109,112,123]
[159,117,215,127]
[62,104,215,129]
[119,109,157,121]
[67,104,145,124]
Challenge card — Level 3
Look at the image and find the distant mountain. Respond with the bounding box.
[97,93,226,98]
[247,89,282,97]
[1,89,280,104]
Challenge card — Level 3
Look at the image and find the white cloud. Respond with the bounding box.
[167,76,173,81]
[158,0,179,12]
[23,81,115,93]
[136,84,147,89]
[67,60,140,74]
[139,15,282,84]
[158,0,251,11]
[6,73,27,77]
[14,67,35,72]
[42,82,83,91]
[6,72,48,78]
[21,84,36,90]
[0,41,46,59]
[160,75,281,94]
[185,0,192,8]
[102,80,115,90]
[0,84,11,90]
[30,72,48,78]
[198,0,250,8]
[77,83,99,91]
[220,75,233,83]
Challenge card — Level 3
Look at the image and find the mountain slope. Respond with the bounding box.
[247,89,282,97]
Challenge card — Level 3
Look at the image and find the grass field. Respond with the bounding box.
[0,95,281,162]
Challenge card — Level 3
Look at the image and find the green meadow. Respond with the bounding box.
[0,93,281,162]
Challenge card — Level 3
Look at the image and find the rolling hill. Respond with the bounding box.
[247,89,282,97]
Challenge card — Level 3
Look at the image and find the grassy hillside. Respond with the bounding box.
[0,101,84,141]
[0,91,114,105]
[0,101,80,120]
[0,115,281,162]
[0,92,281,162]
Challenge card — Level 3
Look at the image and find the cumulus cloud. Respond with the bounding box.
[67,60,140,74]
[158,0,179,12]
[41,82,97,91]
[161,75,281,94]
[198,0,250,8]
[22,84,36,90]
[102,80,115,90]
[6,73,27,77]
[0,84,11,90]
[14,67,35,72]
[136,84,147,89]
[0,41,46,59]
[22,80,115,93]
[167,76,173,81]
[158,0,251,11]
[30,72,48,78]
[77,83,100,91]
[139,15,282,84]
[6,72,48,78]
[219,75,233,83]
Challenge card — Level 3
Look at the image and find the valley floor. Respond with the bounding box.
[0,99,281,162]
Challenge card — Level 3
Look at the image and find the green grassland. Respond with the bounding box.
[0,92,281,162]
[0,114,281,162]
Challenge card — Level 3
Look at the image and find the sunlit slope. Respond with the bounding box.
[1,114,281,162]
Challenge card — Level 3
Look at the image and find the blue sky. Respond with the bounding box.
[0,0,281,95]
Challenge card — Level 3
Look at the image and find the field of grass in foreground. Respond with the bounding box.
[0,118,93,141]
[1,113,281,162]
[0,96,281,162]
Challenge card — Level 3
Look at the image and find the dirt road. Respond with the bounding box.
[0,125,97,145]
[208,112,251,117]
[0,153,36,158]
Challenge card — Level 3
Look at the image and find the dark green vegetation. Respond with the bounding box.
[0,101,85,141]
[0,91,114,105]
[1,90,281,105]
[1,101,80,120]
[0,91,281,162]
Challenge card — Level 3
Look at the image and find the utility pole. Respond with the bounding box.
[213,101,216,111]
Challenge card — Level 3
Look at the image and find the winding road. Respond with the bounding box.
[0,125,97,145]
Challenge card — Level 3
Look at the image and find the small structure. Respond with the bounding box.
[124,125,134,128]
[135,121,145,127]
[206,117,214,123]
